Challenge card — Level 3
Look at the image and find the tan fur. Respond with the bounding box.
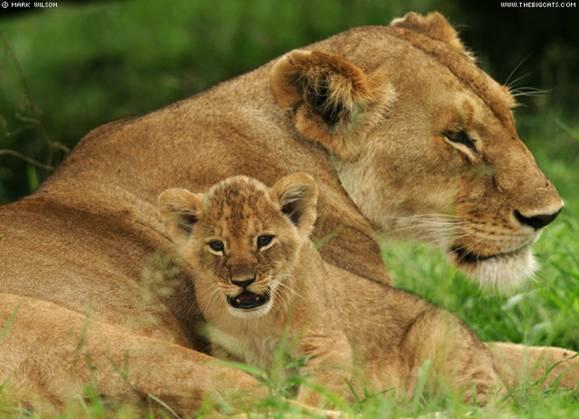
[270,50,395,159]
[391,11,469,55]
[0,293,265,414]
[159,174,507,405]
[0,11,575,413]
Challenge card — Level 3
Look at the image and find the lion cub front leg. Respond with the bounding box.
[402,308,505,405]
[294,331,353,406]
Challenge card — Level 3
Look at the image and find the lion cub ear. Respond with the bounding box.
[158,188,203,243]
[270,50,395,160]
[270,172,318,238]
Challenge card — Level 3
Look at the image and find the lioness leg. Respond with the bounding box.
[401,308,504,405]
[486,342,578,389]
[0,294,265,415]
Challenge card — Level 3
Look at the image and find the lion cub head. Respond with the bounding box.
[158,173,317,318]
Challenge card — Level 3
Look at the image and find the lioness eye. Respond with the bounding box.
[208,240,225,253]
[443,130,476,151]
[257,235,274,249]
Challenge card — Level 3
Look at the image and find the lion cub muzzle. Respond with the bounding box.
[226,264,271,310]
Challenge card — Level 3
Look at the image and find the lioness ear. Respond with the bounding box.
[158,188,203,243]
[270,50,395,160]
[391,12,471,58]
[271,172,318,238]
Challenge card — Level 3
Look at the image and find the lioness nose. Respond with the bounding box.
[231,277,256,288]
[514,208,562,230]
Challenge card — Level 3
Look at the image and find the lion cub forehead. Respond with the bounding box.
[206,176,270,204]
[204,176,276,231]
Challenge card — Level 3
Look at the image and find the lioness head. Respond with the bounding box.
[158,173,317,318]
[269,12,563,289]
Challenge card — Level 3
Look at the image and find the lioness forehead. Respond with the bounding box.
[340,25,516,127]
[385,26,516,128]
[204,177,273,236]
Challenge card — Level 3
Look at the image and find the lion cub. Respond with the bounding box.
[158,173,504,405]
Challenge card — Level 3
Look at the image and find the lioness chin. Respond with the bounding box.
[159,173,505,406]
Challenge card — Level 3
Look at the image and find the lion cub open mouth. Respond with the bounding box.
[227,291,270,310]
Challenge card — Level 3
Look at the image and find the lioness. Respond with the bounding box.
[159,173,505,405]
[0,11,576,414]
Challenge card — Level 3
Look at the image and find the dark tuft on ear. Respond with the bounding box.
[158,188,203,243]
[270,50,395,160]
[280,186,311,225]
[271,172,318,238]
[178,213,198,233]
[306,80,344,127]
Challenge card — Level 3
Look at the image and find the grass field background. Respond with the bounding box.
[0,0,577,417]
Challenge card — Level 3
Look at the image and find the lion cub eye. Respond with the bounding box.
[443,130,476,151]
[208,240,225,254]
[256,234,275,250]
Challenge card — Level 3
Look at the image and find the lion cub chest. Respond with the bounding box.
[207,317,285,371]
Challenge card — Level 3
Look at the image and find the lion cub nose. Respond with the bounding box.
[231,277,256,288]
[514,207,563,230]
